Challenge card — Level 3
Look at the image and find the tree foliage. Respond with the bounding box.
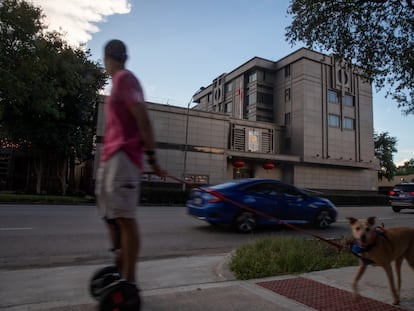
[0,0,106,193]
[396,158,414,175]
[286,0,414,114]
[374,132,397,181]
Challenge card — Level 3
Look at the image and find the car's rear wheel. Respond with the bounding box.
[392,206,401,213]
[235,212,256,233]
[314,210,331,229]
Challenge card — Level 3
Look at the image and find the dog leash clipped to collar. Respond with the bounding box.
[351,226,391,266]
[351,243,376,266]
[146,172,346,251]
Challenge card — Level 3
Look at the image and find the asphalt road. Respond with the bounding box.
[0,204,413,270]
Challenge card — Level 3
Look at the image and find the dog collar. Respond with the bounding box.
[351,243,375,265]
[351,227,388,266]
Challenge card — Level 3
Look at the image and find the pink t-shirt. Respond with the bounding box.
[101,69,145,168]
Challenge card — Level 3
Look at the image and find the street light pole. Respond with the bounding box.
[182,98,193,192]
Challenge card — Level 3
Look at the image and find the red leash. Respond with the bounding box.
[146,173,345,251]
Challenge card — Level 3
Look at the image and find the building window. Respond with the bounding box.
[248,93,257,105]
[214,88,221,101]
[225,82,232,94]
[257,70,264,82]
[328,90,340,104]
[257,92,273,105]
[328,114,340,127]
[257,70,275,83]
[343,117,355,129]
[248,71,257,83]
[344,94,354,106]
[225,102,232,113]
[285,88,291,102]
[285,112,291,125]
[264,71,275,82]
[284,65,290,78]
[207,93,212,102]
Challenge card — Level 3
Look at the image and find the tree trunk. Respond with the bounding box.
[33,157,43,194]
[25,160,31,192]
[69,155,76,191]
[57,158,67,195]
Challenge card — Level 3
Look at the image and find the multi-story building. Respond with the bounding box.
[94,47,379,192]
[190,47,379,191]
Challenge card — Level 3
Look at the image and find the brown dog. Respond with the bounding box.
[347,216,414,305]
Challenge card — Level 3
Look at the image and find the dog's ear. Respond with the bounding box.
[367,216,376,225]
[347,217,358,225]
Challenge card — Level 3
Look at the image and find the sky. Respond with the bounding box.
[32,0,413,166]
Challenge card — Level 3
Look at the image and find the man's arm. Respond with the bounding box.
[129,102,156,151]
[129,102,166,177]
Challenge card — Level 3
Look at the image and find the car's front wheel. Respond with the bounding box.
[314,210,332,229]
[392,206,401,213]
[234,212,256,233]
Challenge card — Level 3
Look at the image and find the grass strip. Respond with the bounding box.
[230,236,358,280]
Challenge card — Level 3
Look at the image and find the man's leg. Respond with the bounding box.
[104,218,122,268]
[107,151,141,283]
[116,217,140,282]
[96,164,123,267]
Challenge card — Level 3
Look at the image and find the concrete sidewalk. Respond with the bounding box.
[1,254,414,310]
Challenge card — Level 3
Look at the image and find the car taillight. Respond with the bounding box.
[390,191,396,196]
[204,190,223,203]
[411,192,414,196]
[208,196,222,203]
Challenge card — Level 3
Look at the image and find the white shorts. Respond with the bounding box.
[95,150,141,219]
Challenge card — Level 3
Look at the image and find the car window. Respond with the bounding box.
[244,183,280,195]
[244,183,270,194]
[279,185,303,198]
[394,184,414,192]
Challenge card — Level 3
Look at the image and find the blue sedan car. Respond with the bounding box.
[186,178,337,233]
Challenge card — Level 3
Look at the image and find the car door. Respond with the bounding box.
[277,184,309,221]
[242,182,286,223]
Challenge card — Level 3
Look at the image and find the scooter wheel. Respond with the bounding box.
[99,281,141,311]
[89,265,120,300]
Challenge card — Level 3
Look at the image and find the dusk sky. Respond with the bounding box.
[32,0,413,165]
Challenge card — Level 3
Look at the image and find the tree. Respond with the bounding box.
[0,0,106,194]
[374,132,397,181]
[286,0,414,114]
[396,158,414,175]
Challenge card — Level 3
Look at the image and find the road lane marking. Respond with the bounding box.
[0,227,33,231]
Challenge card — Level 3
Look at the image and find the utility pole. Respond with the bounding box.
[182,98,193,191]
